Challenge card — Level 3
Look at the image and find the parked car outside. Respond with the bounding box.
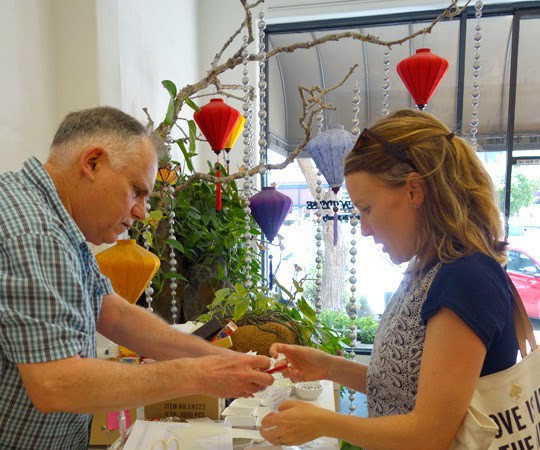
[506,241,540,320]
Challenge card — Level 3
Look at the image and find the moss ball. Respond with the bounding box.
[230,322,298,356]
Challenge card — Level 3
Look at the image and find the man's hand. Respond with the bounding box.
[188,353,273,398]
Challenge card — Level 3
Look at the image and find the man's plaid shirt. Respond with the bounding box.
[0,157,113,449]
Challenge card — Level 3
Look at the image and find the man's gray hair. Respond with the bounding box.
[49,106,150,169]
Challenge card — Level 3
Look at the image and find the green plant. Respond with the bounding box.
[497,171,540,215]
[197,282,350,355]
[130,81,262,323]
[319,309,379,344]
[355,316,379,344]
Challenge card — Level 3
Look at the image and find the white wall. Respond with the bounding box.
[0,0,198,172]
[0,0,57,171]
[52,0,100,124]
[114,0,199,127]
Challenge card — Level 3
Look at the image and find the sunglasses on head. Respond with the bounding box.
[353,128,418,171]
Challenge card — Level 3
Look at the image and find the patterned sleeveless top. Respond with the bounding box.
[367,260,441,417]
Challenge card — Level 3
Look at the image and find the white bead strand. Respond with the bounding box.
[143,201,155,312]
[168,184,178,324]
[382,49,391,117]
[242,32,254,288]
[470,1,483,151]
[347,86,362,415]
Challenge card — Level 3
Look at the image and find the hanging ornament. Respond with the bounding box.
[141,201,155,311]
[156,162,180,185]
[241,32,255,290]
[166,184,179,324]
[257,9,268,170]
[306,125,355,245]
[382,48,391,116]
[347,84,362,416]
[396,48,449,110]
[193,98,241,210]
[351,82,361,135]
[313,109,325,331]
[470,0,483,151]
[249,186,292,288]
[314,173,323,330]
[95,240,160,304]
[224,114,246,174]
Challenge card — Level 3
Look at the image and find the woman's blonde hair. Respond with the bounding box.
[344,109,506,270]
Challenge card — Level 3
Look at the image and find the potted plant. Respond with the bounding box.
[197,279,350,356]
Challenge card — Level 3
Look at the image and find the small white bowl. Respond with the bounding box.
[294,381,323,401]
[233,437,254,449]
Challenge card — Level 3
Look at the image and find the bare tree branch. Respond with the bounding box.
[265,0,470,58]
[172,64,358,193]
[150,0,470,189]
[212,0,264,67]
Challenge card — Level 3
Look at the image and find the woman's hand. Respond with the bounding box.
[260,400,331,446]
[269,343,334,382]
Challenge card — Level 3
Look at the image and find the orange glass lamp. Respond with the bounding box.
[95,239,160,304]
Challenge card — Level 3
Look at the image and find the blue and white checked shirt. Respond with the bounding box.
[0,157,114,449]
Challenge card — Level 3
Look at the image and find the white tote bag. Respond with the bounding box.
[449,281,540,450]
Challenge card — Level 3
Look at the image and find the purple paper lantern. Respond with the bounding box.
[249,186,292,289]
[306,125,354,245]
[249,186,292,243]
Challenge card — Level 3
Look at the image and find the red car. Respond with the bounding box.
[506,245,540,320]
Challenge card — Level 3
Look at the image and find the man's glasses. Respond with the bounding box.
[353,128,418,171]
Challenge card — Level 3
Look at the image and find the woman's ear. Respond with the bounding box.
[80,147,106,181]
[407,172,426,209]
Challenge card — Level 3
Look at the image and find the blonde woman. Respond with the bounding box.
[260,109,518,449]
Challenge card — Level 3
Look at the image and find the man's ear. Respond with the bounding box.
[407,172,426,208]
[80,147,106,181]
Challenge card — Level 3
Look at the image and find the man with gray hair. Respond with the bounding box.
[0,106,273,449]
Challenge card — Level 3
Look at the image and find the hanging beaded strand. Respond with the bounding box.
[257,9,272,288]
[143,201,155,312]
[314,109,324,331]
[159,135,180,324]
[382,48,391,117]
[470,1,483,151]
[167,183,179,324]
[347,81,362,416]
[349,83,361,344]
[258,10,268,171]
[242,32,254,289]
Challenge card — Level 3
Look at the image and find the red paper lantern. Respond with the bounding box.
[193,98,241,155]
[193,98,241,210]
[397,48,449,110]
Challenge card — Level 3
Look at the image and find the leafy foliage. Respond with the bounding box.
[319,309,379,344]
[130,81,262,321]
[197,283,350,355]
[496,171,540,216]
